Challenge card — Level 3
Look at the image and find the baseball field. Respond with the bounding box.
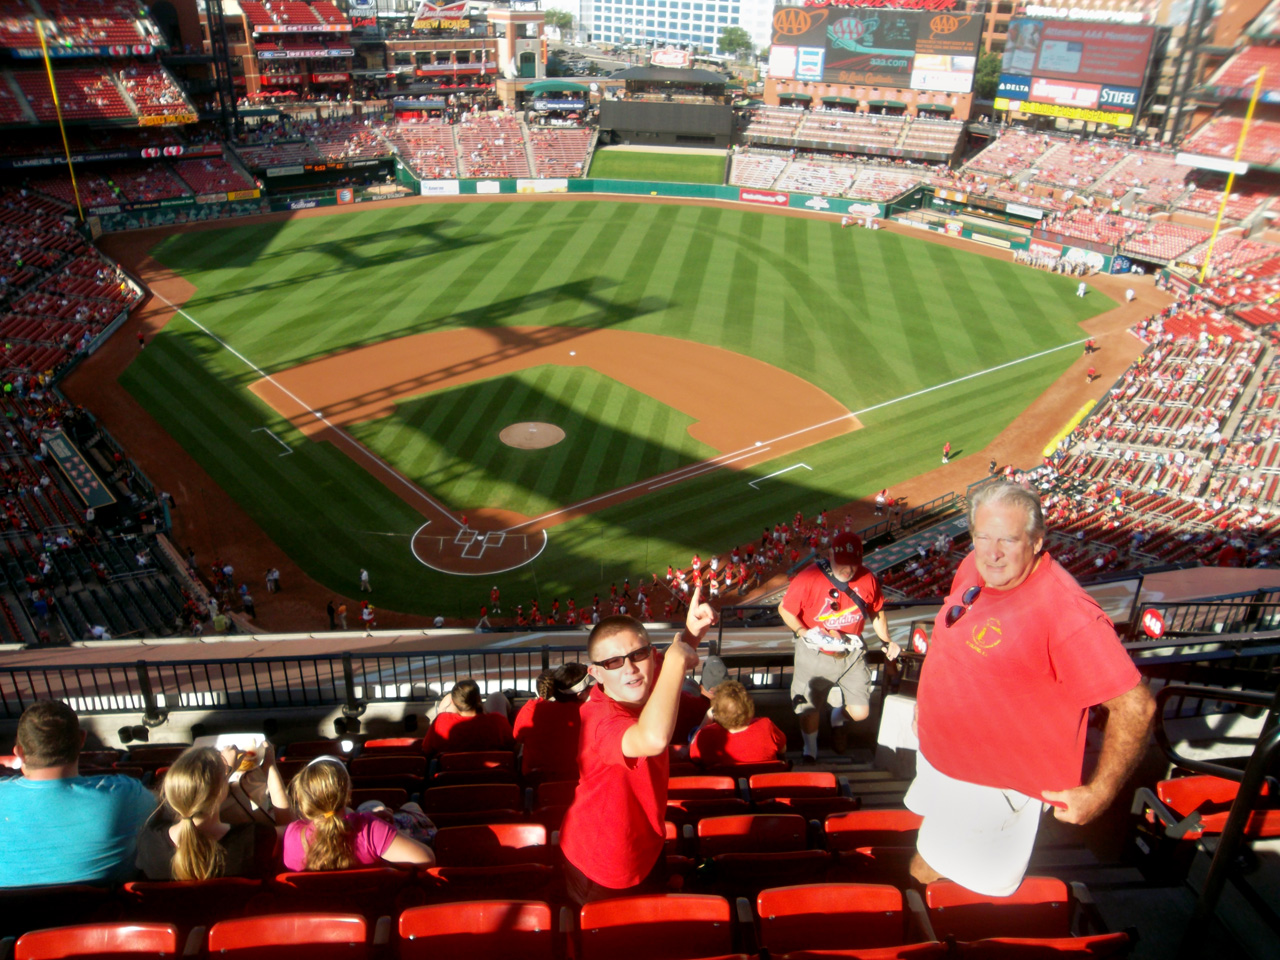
[118,198,1111,616]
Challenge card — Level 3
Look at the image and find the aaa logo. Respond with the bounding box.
[774,7,826,35]
[966,617,1002,655]
[928,14,969,36]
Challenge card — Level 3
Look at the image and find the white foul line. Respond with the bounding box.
[508,338,1086,530]
[252,427,293,456]
[152,291,462,527]
[648,447,768,491]
[749,462,811,489]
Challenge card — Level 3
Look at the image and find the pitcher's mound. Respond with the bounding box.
[500,422,565,449]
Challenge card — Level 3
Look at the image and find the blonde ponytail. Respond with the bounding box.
[288,758,357,871]
[164,747,228,881]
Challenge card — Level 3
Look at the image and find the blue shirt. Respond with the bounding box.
[0,774,156,887]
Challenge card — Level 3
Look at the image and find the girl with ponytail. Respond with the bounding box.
[137,746,275,880]
[282,756,434,872]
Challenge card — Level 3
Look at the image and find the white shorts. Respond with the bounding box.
[904,751,1046,897]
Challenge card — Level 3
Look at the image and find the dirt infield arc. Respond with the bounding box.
[248,326,859,574]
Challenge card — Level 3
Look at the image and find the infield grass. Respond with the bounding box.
[587,148,727,183]
[123,199,1112,614]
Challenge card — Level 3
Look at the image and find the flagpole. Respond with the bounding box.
[36,19,83,220]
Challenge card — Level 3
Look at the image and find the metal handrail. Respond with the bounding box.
[1148,685,1280,956]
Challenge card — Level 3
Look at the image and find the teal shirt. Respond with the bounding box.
[0,774,155,887]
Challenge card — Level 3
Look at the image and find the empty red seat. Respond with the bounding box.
[15,923,180,960]
[756,883,913,953]
[825,809,923,851]
[207,913,368,960]
[749,772,860,819]
[268,867,414,919]
[952,932,1132,958]
[421,783,523,826]
[578,894,733,960]
[925,878,1072,942]
[397,901,553,959]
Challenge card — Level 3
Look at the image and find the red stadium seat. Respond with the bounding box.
[430,750,517,785]
[348,755,426,793]
[349,788,409,809]
[578,894,733,960]
[358,738,423,757]
[397,901,553,959]
[755,883,911,952]
[15,923,180,960]
[925,878,1072,942]
[697,814,808,856]
[207,913,368,960]
[825,809,922,851]
[421,783,523,826]
[433,822,549,866]
[267,867,415,919]
[282,741,352,761]
[772,946,946,960]
[121,877,267,930]
[667,776,750,826]
[1149,774,1279,839]
[749,772,860,819]
[695,815,830,896]
[952,933,1132,958]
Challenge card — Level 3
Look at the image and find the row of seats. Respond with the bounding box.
[2,880,1131,960]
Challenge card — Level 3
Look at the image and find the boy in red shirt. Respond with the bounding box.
[559,587,716,904]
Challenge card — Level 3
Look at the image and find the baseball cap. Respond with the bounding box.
[700,655,728,691]
[831,531,863,565]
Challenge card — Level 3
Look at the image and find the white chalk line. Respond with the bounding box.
[508,338,1087,530]
[749,462,812,489]
[153,291,462,528]
[252,427,293,456]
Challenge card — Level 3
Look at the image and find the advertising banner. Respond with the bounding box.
[1029,239,1063,259]
[254,24,352,33]
[336,188,354,204]
[312,73,351,82]
[739,188,790,206]
[259,48,353,59]
[516,179,569,194]
[994,96,1135,128]
[412,0,470,29]
[533,99,585,110]
[1001,19,1154,90]
[45,430,115,509]
[651,47,692,69]
[770,4,982,91]
[138,113,197,126]
[420,180,461,196]
[11,43,154,58]
[475,181,501,194]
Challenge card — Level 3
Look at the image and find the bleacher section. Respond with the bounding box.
[173,155,255,194]
[117,64,194,121]
[11,67,131,122]
[1182,115,1280,169]
[528,127,591,177]
[457,117,530,178]
[740,107,961,164]
[385,119,459,179]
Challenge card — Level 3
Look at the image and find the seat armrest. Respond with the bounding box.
[1,935,16,960]
[373,916,392,947]
[1130,786,1201,839]
[559,904,575,935]
[183,927,205,958]
[735,896,757,956]
[1069,880,1111,936]
[905,888,936,943]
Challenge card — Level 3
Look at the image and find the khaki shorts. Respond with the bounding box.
[905,751,1046,898]
[790,639,871,715]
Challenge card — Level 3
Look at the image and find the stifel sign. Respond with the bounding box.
[803,0,958,8]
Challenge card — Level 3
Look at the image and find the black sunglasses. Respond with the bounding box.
[591,644,654,671]
[944,585,982,628]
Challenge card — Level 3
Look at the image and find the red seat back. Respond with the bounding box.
[926,878,1072,942]
[421,783,522,814]
[697,814,808,856]
[208,913,367,960]
[825,809,923,851]
[534,780,578,807]
[579,894,733,960]
[756,883,905,952]
[433,823,549,866]
[282,741,351,761]
[772,944,947,959]
[953,931,1132,958]
[437,751,515,772]
[16,923,179,960]
[398,901,552,959]
[749,772,838,800]
[121,877,265,929]
[668,776,738,800]
[359,738,423,756]
[348,756,427,778]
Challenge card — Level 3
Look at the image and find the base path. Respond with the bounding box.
[249,326,858,573]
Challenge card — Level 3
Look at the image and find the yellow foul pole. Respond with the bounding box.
[1199,68,1265,284]
[35,18,83,221]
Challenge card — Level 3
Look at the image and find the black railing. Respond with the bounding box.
[1148,685,1280,957]
[1124,592,1280,641]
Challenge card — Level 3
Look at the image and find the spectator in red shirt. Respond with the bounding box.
[690,681,787,767]
[513,663,589,779]
[559,588,716,904]
[425,679,514,756]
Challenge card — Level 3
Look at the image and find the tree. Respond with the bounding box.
[717,26,753,60]
[544,8,574,34]
[974,51,1002,101]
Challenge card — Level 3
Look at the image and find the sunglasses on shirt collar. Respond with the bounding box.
[590,644,654,671]
[943,584,982,628]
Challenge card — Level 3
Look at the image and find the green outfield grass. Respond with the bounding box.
[587,149,726,183]
[124,199,1112,615]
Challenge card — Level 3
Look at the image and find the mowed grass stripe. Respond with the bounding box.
[134,200,1111,613]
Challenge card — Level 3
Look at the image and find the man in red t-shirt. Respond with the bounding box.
[907,482,1155,896]
[779,531,899,764]
[559,587,716,904]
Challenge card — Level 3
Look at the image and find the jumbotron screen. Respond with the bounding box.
[994,18,1156,128]
[768,5,983,93]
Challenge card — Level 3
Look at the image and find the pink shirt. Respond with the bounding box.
[282,812,397,871]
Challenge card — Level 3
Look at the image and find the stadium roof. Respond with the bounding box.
[609,66,727,85]
[525,80,589,94]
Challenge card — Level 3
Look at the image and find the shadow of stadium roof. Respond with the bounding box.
[608,66,727,84]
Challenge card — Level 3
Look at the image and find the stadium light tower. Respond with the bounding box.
[205,0,243,139]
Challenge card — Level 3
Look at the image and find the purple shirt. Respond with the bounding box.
[282,811,397,871]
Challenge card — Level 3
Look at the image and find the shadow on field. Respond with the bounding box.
[203,279,668,392]
[183,219,487,306]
